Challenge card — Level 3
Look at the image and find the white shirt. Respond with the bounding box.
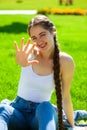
[17,65,55,103]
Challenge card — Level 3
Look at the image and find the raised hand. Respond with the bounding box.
[14,38,39,67]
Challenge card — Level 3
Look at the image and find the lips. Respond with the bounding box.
[38,42,47,49]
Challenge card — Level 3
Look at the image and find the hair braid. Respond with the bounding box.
[28,15,64,129]
[53,36,64,130]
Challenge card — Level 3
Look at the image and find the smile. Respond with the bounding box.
[38,42,47,49]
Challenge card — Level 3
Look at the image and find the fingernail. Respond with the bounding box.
[22,37,24,41]
[29,38,31,40]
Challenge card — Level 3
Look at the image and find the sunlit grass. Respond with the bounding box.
[0,14,87,111]
[0,0,87,10]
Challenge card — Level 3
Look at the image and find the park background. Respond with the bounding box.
[0,0,87,115]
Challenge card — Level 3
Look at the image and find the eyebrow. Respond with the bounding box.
[31,31,46,39]
[39,31,46,35]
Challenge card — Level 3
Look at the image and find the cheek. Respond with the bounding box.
[48,35,54,44]
[45,35,52,42]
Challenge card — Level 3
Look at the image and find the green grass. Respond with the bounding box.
[0,0,87,111]
[0,14,87,111]
[50,15,87,110]
[0,0,87,10]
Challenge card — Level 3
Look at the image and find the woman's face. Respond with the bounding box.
[29,25,55,53]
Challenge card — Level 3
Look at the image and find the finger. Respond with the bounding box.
[36,49,40,55]
[34,45,40,55]
[20,37,24,51]
[27,38,31,44]
[14,41,19,52]
[27,43,36,56]
[24,38,31,52]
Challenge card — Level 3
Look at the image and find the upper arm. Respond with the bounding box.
[60,53,75,100]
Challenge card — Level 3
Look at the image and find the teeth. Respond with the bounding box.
[39,43,46,48]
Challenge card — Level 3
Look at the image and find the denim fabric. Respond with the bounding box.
[0,97,87,130]
[0,96,58,130]
[53,105,87,130]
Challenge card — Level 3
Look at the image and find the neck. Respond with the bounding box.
[40,48,54,60]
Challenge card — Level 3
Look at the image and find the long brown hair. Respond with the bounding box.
[27,15,63,130]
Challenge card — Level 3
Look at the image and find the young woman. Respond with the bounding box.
[0,15,87,130]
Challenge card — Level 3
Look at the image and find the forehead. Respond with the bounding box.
[29,25,48,36]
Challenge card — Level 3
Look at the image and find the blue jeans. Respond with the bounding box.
[0,96,58,130]
[0,96,87,130]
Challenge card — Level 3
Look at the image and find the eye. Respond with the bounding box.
[31,37,37,42]
[40,33,46,37]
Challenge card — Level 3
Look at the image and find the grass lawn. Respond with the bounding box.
[0,0,87,112]
[0,0,87,10]
[0,14,87,111]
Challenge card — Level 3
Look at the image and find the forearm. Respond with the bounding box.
[63,95,74,127]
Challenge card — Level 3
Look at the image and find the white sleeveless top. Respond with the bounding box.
[17,65,55,103]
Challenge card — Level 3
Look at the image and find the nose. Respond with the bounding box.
[36,38,43,45]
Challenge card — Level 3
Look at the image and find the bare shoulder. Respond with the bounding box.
[59,52,74,63]
[59,52,75,73]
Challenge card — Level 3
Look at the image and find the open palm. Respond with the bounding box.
[14,38,39,67]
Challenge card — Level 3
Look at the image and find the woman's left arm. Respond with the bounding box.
[60,53,75,127]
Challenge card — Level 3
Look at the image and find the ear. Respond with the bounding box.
[51,28,56,36]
